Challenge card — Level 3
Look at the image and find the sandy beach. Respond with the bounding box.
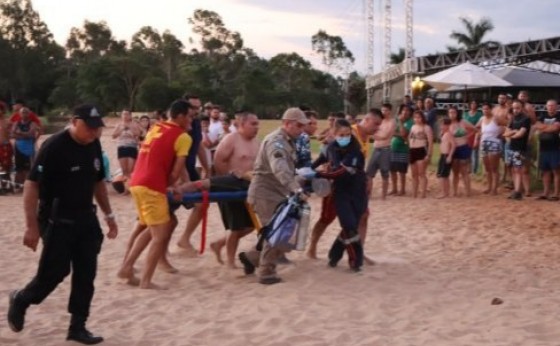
[2,121,560,346]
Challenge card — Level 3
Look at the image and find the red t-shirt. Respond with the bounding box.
[129,121,192,194]
[10,111,42,127]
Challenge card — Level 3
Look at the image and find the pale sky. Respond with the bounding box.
[32,0,557,75]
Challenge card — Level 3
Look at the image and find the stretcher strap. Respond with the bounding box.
[245,202,262,232]
[200,190,209,255]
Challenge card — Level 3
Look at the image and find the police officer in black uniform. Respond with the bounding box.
[7,104,118,345]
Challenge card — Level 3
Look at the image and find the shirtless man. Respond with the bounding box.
[366,103,396,199]
[175,112,260,268]
[518,90,537,196]
[493,93,511,183]
[0,102,13,193]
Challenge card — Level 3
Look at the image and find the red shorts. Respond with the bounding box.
[0,142,13,172]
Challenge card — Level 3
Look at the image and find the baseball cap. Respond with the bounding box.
[73,104,105,128]
[282,107,310,125]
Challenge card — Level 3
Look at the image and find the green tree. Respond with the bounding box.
[311,29,354,73]
[188,9,243,56]
[449,17,499,50]
[390,47,406,64]
[0,0,64,110]
[66,20,126,60]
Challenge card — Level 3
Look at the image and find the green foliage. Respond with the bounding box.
[0,4,353,117]
[449,17,500,50]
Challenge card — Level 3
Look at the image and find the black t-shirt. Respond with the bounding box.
[508,114,531,151]
[28,130,104,212]
[538,112,560,152]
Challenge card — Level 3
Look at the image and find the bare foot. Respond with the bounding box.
[306,249,318,259]
[139,282,169,290]
[209,242,224,265]
[174,243,198,257]
[158,261,179,274]
[227,262,238,270]
[117,266,134,280]
[125,276,140,286]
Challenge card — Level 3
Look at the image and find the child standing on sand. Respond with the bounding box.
[437,118,456,198]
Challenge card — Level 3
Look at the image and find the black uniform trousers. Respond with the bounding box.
[18,210,104,319]
[328,180,367,270]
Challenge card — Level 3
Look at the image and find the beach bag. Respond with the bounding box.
[257,194,310,252]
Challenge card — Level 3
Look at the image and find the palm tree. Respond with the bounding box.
[389,47,406,64]
[449,17,499,50]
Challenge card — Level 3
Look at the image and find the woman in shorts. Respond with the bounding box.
[408,110,433,198]
[112,109,143,179]
[476,102,503,195]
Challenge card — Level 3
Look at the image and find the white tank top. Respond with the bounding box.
[481,118,501,143]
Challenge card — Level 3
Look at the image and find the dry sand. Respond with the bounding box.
[2,121,560,345]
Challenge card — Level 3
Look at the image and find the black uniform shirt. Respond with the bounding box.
[28,130,105,212]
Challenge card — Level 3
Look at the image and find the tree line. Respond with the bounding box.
[0,0,367,118]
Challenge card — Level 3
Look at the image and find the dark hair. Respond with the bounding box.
[448,105,461,121]
[382,103,393,110]
[169,99,192,119]
[512,99,523,106]
[398,104,412,115]
[14,98,25,105]
[442,117,452,125]
[222,118,231,125]
[481,102,492,108]
[211,105,221,111]
[412,110,426,123]
[299,105,311,112]
[334,118,351,130]
[304,110,318,119]
[182,93,199,100]
[140,115,150,121]
[334,111,345,119]
[200,115,210,122]
[369,108,382,118]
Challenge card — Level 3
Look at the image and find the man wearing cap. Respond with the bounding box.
[238,107,308,285]
[7,104,118,345]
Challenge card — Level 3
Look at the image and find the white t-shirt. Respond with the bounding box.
[208,120,224,150]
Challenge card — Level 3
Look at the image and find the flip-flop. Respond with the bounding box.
[548,196,559,201]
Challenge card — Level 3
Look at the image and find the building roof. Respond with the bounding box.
[491,66,560,87]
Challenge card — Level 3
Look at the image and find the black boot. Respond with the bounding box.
[328,237,345,267]
[7,290,29,332]
[67,315,104,345]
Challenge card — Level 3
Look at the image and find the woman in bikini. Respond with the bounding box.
[408,110,433,198]
[448,106,476,197]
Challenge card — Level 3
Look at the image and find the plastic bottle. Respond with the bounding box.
[295,202,311,251]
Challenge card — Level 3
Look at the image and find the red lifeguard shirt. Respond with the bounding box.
[129,121,191,194]
[10,111,42,127]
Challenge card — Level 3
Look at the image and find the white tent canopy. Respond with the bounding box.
[423,62,512,91]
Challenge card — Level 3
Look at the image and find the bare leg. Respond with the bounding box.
[389,171,398,195]
[491,155,500,195]
[307,220,330,259]
[410,164,419,198]
[158,215,179,273]
[419,160,428,198]
[451,161,460,196]
[482,156,492,193]
[176,204,202,255]
[124,222,147,263]
[381,178,389,200]
[209,237,226,265]
[225,228,253,268]
[553,169,560,198]
[118,228,152,285]
[513,167,523,194]
[140,223,172,289]
[542,171,551,197]
[357,212,374,265]
[399,172,406,195]
[522,164,532,196]
[461,162,471,197]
